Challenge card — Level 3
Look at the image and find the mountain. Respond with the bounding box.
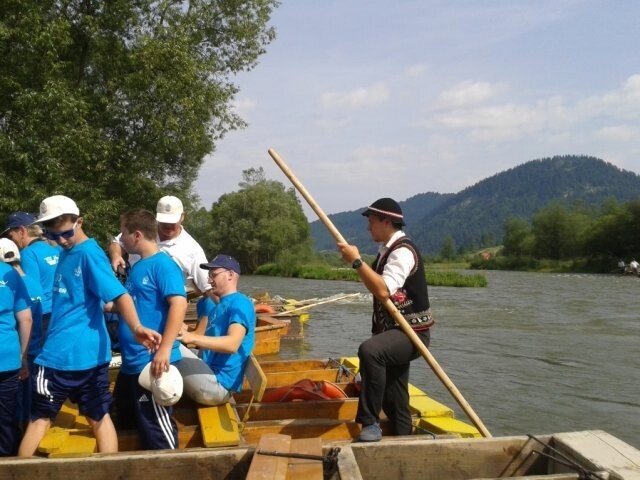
[310,155,640,255]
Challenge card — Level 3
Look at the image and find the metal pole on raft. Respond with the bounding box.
[268,147,492,438]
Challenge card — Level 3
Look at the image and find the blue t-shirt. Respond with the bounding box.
[0,263,31,372]
[119,251,186,374]
[20,239,60,315]
[196,296,216,319]
[35,238,126,370]
[21,273,44,359]
[201,291,255,392]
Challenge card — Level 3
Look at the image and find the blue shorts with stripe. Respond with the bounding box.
[0,369,21,456]
[113,371,178,450]
[30,363,112,422]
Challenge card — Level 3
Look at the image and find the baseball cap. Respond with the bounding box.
[156,196,183,224]
[36,195,80,224]
[361,197,405,226]
[138,363,184,407]
[1,211,37,237]
[0,238,21,263]
[200,254,241,274]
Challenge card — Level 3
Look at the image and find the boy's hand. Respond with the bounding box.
[134,326,162,352]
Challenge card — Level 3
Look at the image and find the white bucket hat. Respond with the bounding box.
[138,363,184,407]
[156,196,183,224]
[36,195,80,223]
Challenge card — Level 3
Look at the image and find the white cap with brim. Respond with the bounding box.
[138,363,184,407]
[36,195,80,224]
[156,196,183,224]
[0,238,21,263]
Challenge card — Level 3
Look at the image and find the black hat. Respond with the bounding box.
[361,198,405,226]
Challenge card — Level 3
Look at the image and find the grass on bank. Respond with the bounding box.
[255,262,487,288]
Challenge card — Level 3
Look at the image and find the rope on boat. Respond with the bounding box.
[527,434,607,480]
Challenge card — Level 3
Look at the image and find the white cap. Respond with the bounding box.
[37,195,80,223]
[156,196,183,224]
[138,363,183,407]
[0,238,20,263]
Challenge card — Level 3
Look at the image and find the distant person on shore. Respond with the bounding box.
[18,195,161,457]
[0,240,32,456]
[109,196,212,299]
[337,198,434,442]
[617,259,626,273]
[111,209,187,450]
[177,255,255,405]
[630,259,639,275]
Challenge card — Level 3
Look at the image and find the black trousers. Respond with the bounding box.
[356,327,430,435]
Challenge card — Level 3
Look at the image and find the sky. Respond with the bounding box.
[194,0,640,218]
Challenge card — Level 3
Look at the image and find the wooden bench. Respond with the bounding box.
[246,433,323,480]
[198,354,268,447]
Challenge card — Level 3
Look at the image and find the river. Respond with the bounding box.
[239,270,640,448]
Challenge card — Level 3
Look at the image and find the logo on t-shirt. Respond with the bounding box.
[44,256,58,266]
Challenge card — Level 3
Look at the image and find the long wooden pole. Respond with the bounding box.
[268,148,492,438]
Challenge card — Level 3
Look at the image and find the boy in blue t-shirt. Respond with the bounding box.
[18,195,161,457]
[177,255,255,404]
[0,238,43,430]
[0,259,32,456]
[112,209,187,450]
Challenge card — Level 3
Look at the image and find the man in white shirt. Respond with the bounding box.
[109,196,212,298]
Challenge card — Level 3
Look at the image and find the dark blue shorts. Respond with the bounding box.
[31,363,112,422]
[0,369,21,456]
[113,372,178,450]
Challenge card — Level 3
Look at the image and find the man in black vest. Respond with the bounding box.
[338,197,433,442]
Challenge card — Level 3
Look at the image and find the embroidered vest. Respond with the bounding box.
[372,237,434,334]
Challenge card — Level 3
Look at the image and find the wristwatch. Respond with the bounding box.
[352,258,364,269]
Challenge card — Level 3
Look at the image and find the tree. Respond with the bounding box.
[0,0,278,244]
[439,235,456,260]
[502,217,533,257]
[532,202,591,259]
[209,168,311,272]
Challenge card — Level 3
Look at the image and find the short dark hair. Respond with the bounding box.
[120,209,157,240]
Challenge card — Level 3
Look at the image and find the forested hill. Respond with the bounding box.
[310,155,640,255]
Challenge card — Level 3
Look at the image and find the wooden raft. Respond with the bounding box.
[246,433,323,480]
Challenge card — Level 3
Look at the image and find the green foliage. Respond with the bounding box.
[426,271,487,287]
[472,197,640,272]
[502,217,534,257]
[0,0,278,245]
[439,234,456,260]
[209,167,312,273]
[256,262,487,287]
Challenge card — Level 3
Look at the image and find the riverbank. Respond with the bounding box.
[255,263,488,287]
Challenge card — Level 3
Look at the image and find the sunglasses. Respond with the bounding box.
[43,221,78,241]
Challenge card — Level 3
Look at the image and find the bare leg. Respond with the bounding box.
[18,418,51,457]
[89,413,118,453]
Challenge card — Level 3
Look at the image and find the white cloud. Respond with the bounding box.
[437,81,503,108]
[406,64,427,78]
[594,125,637,142]
[428,74,640,144]
[320,82,390,109]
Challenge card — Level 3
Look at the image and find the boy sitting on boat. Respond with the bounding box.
[176,255,256,405]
